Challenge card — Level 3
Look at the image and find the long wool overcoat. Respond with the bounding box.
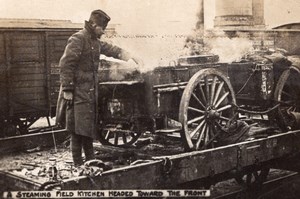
[56,27,130,139]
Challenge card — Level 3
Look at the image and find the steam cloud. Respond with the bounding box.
[206,36,254,63]
[105,34,188,72]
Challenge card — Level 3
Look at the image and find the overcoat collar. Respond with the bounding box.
[84,21,98,40]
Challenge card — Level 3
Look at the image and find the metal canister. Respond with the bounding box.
[48,158,58,181]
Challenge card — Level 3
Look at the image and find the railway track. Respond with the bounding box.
[213,172,300,199]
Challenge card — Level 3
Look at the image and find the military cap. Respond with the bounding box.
[89,9,111,28]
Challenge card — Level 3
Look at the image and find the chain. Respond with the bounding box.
[233,103,280,115]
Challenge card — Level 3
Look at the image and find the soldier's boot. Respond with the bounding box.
[72,150,83,166]
[71,133,84,166]
[82,136,95,162]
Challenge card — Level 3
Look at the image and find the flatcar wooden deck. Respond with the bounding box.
[1,129,300,191]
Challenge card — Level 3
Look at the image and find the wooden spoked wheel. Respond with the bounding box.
[274,66,300,131]
[98,122,142,147]
[179,68,236,151]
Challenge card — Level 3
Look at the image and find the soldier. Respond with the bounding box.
[56,9,140,166]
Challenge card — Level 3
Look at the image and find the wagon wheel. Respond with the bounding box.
[274,66,300,131]
[98,122,142,147]
[235,168,270,189]
[179,68,237,151]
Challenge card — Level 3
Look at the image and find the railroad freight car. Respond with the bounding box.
[0,19,80,136]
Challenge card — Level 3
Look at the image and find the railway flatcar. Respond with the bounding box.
[2,19,300,154]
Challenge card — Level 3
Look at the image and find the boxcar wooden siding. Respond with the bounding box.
[0,26,78,119]
[48,33,71,107]
[0,19,79,122]
[9,33,43,62]
[0,33,8,117]
[9,32,46,115]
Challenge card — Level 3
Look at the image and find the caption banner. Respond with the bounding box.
[2,189,210,198]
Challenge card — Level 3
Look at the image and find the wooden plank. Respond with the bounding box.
[11,53,41,62]
[12,46,40,52]
[0,89,7,104]
[0,33,5,62]
[44,32,52,119]
[11,97,48,112]
[51,93,59,99]
[51,75,60,83]
[48,34,69,63]
[0,95,8,115]
[12,101,46,111]
[51,88,60,95]
[8,111,48,119]
[10,67,46,74]
[10,74,45,81]
[11,86,45,94]
[271,153,300,172]
[13,107,48,114]
[52,39,68,49]
[50,97,59,106]
[12,92,46,100]
[4,32,13,116]
[50,52,64,61]
[2,130,300,191]
[11,39,39,46]
[61,130,300,189]
[0,19,81,29]
[12,80,46,88]
[0,129,69,154]
[0,82,7,92]
[50,74,60,79]
[47,31,77,37]
[13,103,47,109]
[9,33,43,62]
[0,172,43,191]
[12,93,46,103]
[10,62,43,67]
[51,81,60,88]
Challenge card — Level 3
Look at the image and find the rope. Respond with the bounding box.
[236,70,256,95]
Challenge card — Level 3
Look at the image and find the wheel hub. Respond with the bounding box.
[206,108,220,120]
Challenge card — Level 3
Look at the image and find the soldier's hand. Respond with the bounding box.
[63,91,73,107]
